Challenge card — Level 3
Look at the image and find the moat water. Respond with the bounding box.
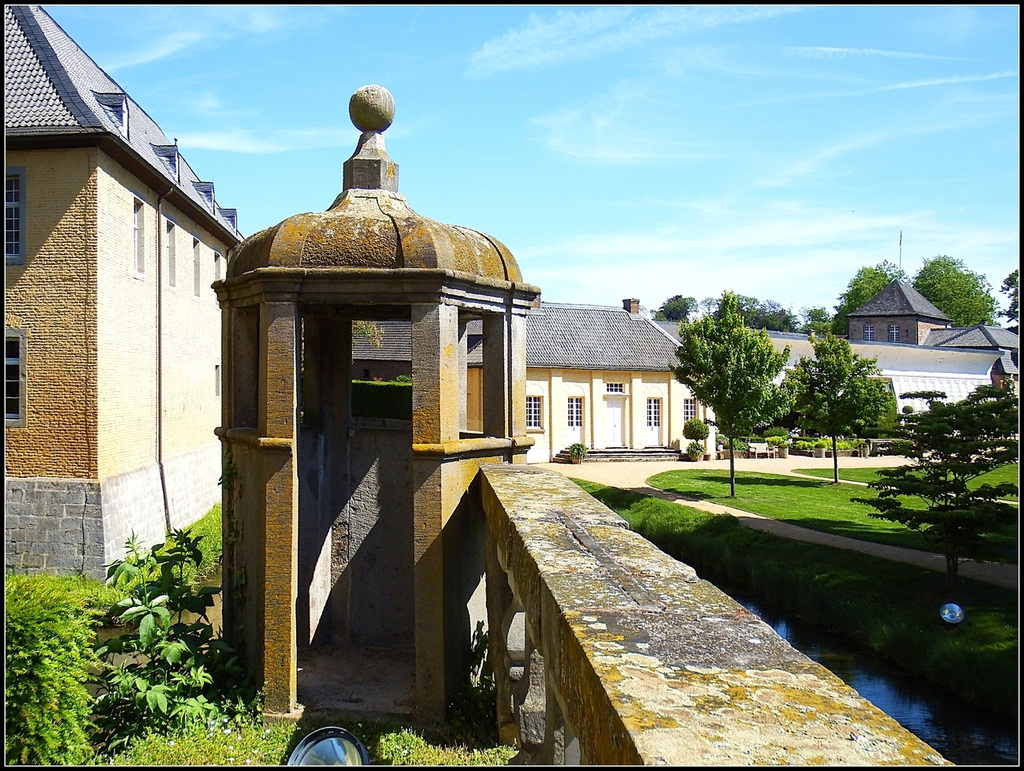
[720,581,1019,766]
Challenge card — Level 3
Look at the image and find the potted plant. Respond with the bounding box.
[686,441,704,461]
[768,435,790,458]
[568,443,588,464]
[813,440,827,458]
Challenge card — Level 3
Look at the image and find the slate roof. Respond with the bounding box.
[848,279,950,322]
[923,325,1018,375]
[351,303,680,372]
[525,302,679,371]
[4,5,240,240]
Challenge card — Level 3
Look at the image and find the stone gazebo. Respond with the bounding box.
[214,85,539,722]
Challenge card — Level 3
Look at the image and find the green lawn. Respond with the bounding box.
[645,469,1018,561]
[792,463,1019,499]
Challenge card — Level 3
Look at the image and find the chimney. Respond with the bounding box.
[531,293,542,309]
[623,298,640,315]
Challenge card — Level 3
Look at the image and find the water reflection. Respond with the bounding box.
[733,587,1018,766]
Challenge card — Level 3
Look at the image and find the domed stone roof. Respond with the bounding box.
[228,85,522,283]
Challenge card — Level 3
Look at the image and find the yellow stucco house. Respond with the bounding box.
[5,5,241,577]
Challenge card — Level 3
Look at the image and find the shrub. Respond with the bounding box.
[686,441,705,459]
[351,380,412,420]
[682,418,709,442]
[5,574,101,765]
[763,427,789,439]
[91,529,254,756]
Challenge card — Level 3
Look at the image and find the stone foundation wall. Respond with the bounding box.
[5,477,105,578]
[5,442,223,580]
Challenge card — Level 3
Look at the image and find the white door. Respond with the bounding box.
[606,399,623,446]
[646,398,662,446]
[567,397,583,445]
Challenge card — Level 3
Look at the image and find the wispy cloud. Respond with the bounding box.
[176,127,354,155]
[786,46,969,61]
[468,5,800,77]
[532,86,715,164]
[102,6,326,71]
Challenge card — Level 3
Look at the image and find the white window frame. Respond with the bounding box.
[646,398,661,428]
[568,396,583,428]
[192,237,201,296]
[863,324,874,341]
[166,219,176,287]
[526,395,543,429]
[887,325,900,343]
[133,197,145,275]
[606,382,624,393]
[6,329,26,426]
[6,167,26,265]
[683,398,697,422]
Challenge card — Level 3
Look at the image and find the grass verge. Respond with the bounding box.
[646,468,1018,562]
[573,478,1019,721]
[792,463,1019,500]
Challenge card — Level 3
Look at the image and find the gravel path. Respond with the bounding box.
[534,454,1018,590]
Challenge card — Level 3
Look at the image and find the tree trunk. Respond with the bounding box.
[728,436,736,497]
[831,436,839,484]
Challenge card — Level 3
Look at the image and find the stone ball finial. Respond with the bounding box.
[349,85,394,133]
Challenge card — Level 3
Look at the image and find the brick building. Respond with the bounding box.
[5,5,241,577]
[846,278,951,345]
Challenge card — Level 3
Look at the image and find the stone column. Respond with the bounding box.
[410,302,461,722]
[258,302,299,716]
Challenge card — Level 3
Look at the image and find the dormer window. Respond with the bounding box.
[218,207,238,231]
[152,145,178,179]
[94,92,128,135]
[193,181,215,211]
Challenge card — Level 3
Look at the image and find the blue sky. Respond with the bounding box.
[45,5,1019,320]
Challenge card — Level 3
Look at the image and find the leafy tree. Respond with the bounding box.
[912,255,997,327]
[784,332,891,483]
[832,260,906,335]
[999,268,1018,332]
[856,385,1019,587]
[799,306,832,336]
[654,295,698,323]
[750,299,799,332]
[672,291,792,497]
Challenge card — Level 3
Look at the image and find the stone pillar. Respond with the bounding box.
[258,302,299,716]
[410,302,461,721]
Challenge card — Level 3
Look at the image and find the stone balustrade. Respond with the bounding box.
[478,464,949,766]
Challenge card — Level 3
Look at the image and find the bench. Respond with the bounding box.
[748,442,776,458]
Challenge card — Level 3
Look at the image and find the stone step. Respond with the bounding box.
[553,448,683,463]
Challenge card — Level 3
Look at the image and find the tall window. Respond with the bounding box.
[567,397,583,429]
[683,398,697,421]
[863,325,874,341]
[887,325,900,343]
[166,220,176,286]
[7,168,26,265]
[646,398,661,427]
[6,330,26,426]
[133,198,145,274]
[192,237,201,296]
[526,395,542,429]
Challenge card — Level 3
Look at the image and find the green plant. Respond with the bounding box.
[682,417,709,442]
[5,575,101,765]
[763,427,789,439]
[568,442,588,460]
[766,435,790,448]
[814,441,827,449]
[686,441,705,459]
[91,529,254,755]
[858,385,1019,586]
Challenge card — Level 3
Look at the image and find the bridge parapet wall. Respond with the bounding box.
[478,464,949,765]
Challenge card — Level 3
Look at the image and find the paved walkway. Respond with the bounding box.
[535,454,1018,590]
